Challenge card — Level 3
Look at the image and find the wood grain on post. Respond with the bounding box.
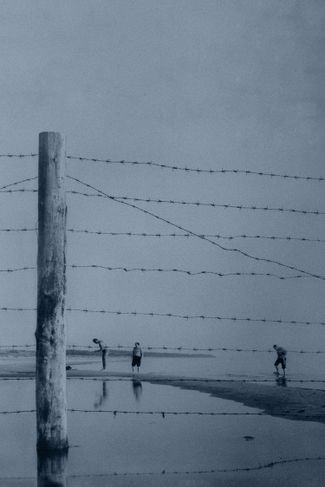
[36,132,68,450]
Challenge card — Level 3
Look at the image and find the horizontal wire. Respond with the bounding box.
[68,377,325,384]
[0,408,262,416]
[2,227,325,245]
[0,189,37,193]
[67,155,325,182]
[4,187,325,218]
[69,264,306,280]
[67,175,325,281]
[2,456,325,480]
[69,408,267,417]
[66,229,325,243]
[65,308,325,326]
[0,264,306,280]
[0,228,36,232]
[2,377,325,384]
[0,266,35,273]
[70,190,325,217]
[0,153,37,158]
[48,455,325,477]
[1,344,325,354]
[2,153,325,187]
[1,305,325,326]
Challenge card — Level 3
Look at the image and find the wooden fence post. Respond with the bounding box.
[36,132,68,450]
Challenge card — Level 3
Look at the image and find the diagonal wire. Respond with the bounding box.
[67,174,325,281]
[0,176,37,191]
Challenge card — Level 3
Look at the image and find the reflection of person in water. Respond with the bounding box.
[93,338,108,370]
[132,379,143,402]
[276,376,287,387]
[94,381,108,409]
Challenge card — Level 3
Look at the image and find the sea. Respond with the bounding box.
[0,351,325,486]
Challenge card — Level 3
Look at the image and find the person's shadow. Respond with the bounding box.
[132,379,143,402]
[94,381,109,408]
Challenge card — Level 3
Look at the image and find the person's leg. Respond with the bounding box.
[282,359,286,376]
[102,350,106,370]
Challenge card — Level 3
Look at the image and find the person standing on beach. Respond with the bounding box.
[273,344,287,376]
[93,338,108,370]
[132,342,143,373]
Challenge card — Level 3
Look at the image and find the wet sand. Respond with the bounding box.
[1,364,325,425]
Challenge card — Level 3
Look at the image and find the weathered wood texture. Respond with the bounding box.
[36,132,68,450]
[37,448,68,487]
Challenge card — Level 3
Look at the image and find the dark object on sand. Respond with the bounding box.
[66,366,72,371]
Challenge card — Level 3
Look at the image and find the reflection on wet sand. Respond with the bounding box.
[94,381,109,408]
[276,376,287,387]
[132,379,143,402]
[37,448,68,487]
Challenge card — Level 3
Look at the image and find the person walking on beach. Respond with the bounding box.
[132,342,143,373]
[273,344,287,376]
[93,338,108,370]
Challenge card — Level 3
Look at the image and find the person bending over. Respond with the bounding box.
[93,338,108,370]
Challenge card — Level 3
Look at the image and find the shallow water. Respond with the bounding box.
[70,351,325,389]
[0,373,325,486]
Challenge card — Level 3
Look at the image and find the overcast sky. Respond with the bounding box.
[1,0,325,352]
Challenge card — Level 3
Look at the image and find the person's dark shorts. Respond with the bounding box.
[274,357,286,369]
[132,356,141,367]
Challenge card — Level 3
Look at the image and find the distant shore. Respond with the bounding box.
[1,365,325,426]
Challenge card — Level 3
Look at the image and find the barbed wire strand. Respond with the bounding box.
[69,190,325,217]
[4,187,325,218]
[66,229,325,243]
[0,176,37,192]
[0,153,37,159]
[0,228,36,233]
[67,155,325,182]
[2,456,325,480]
[1,344,325,354]
[0,189,37,193]
[2,376,325,384]
[68,377,325,384]
[1,305,324,326]
[0,408,323,418]
[2,227,325,245]
[2,152,325,186]
[67,175,325,281]
[0,264,308,280]
[0,266,35,273]
[68,264,307,280]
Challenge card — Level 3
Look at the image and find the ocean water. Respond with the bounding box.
[0,354,325,486]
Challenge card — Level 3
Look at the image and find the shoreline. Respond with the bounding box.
[1,368,325,425]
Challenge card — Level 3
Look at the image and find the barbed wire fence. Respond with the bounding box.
[1,150,325,478]
[1,153,325,342]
